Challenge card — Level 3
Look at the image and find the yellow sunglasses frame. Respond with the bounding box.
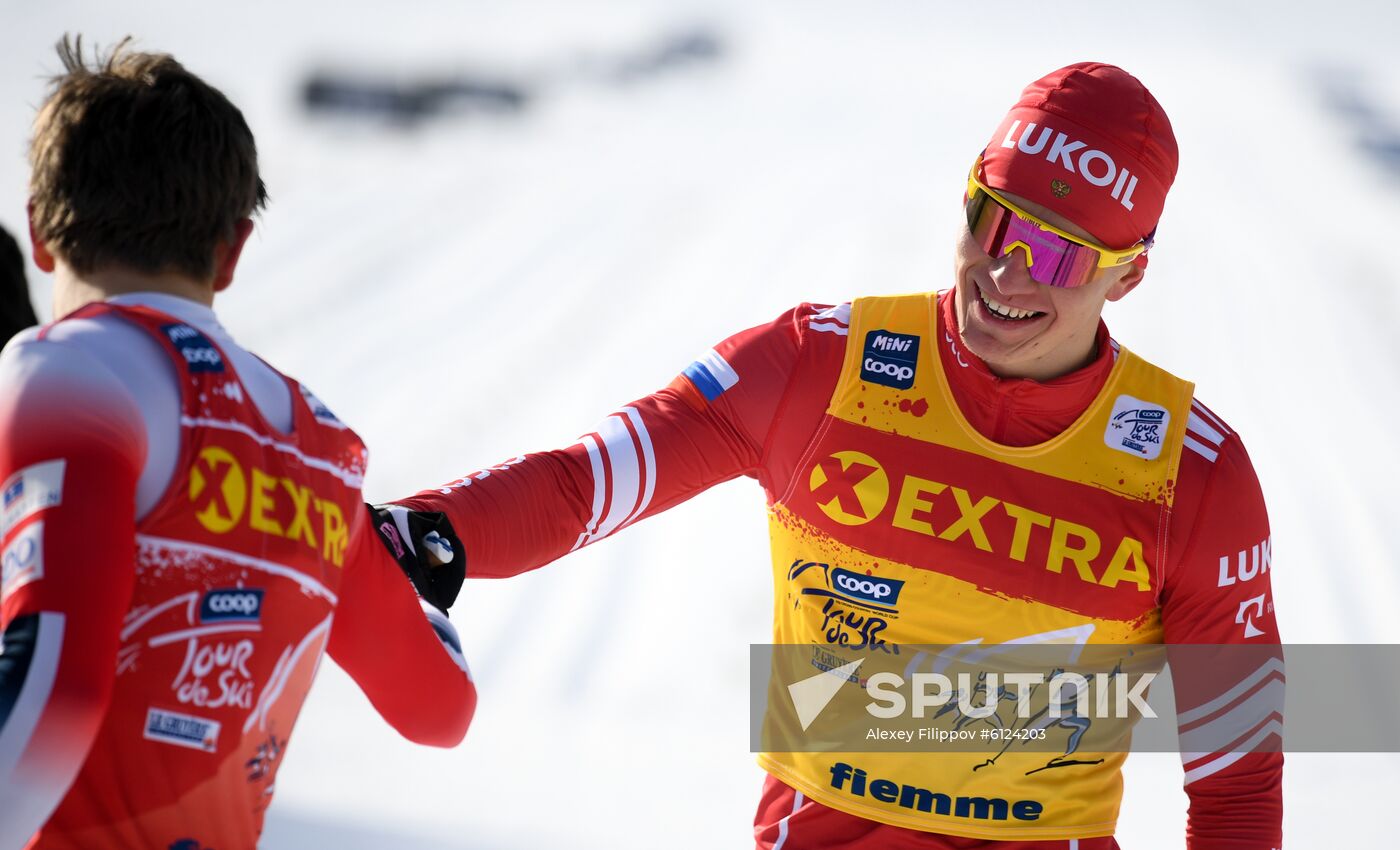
[967,158,1146,269]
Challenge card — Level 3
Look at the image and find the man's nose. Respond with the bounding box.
[987,245,1039,293]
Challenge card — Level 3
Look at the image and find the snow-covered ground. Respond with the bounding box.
[3,1,1398,846]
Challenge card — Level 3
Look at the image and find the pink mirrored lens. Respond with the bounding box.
[966,192,1099,287]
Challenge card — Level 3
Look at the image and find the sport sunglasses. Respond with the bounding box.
[965,156,1149,288]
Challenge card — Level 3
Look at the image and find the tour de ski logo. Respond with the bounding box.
[1104,395,1170,460]
[860,330,920,391]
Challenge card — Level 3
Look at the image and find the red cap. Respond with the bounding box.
[981,62,1178,252]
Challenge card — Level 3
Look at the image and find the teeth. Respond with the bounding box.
[980,290,1042,321]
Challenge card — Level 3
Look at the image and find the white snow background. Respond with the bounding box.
[2,1,1397,846]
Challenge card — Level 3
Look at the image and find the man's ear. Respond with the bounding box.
[211,218,255,293]
[1105,263,1145,303]
[27,199,55,273]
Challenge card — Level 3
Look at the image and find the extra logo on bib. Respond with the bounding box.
[1105,395,1169,460]
[861,330,919,390]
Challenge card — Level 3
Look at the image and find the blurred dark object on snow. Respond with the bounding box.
[301,26,725,126]
[595,27,725,84]
[1313,66,1400,179]
[0,225,39,345]
[303,73,529,124]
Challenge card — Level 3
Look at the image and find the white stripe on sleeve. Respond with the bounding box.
[620,407,656,529]
[1191,401,1232,436]
[1187,411,1225,446]
[695,349,739,393]
[572,435,607,552]
[1178,683,1285,758]
[0,613,72,849]
[772,789,804,850]
[1183,435,1219,463]
[1177,659,1285,726]
[1182,720,1283,784]
[589,414,642,541]
[573,407,657,550]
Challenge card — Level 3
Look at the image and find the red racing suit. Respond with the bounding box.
[396,289,1282,849]
[0,301,476,850]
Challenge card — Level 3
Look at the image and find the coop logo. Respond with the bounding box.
[808,451,890,526]
[199,588,264,623]
[188,446,350,566]
[162,323,225,374]
[144,707,221,752]
[830,568,905,607]
[1,521,45,598]
[861,330,920,390]
[1104,395,1169,460]
[999,118,1142,211]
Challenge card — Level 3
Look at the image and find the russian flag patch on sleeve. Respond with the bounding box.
[682,349,740,402]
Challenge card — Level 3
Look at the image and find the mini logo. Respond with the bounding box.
[1104,395,1170,460]
[0,460,66,538]
[300,386,341,424]
[162,323,225,374]
[1,520,45,598]
[830,568,904,607]
[861,330,920,390]
[199,588,264,623]
[144,707,221,752]
[808,451,890,526]
[1051,179,1072,198]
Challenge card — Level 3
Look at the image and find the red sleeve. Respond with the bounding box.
[0,335,145,845]
[396,304,823,578]
[326,506,476,748]
[1160,403,1283,850]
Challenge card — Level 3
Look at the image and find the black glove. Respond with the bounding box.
[365,504,466,614]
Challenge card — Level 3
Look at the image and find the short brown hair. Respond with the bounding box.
[28,36,267,280]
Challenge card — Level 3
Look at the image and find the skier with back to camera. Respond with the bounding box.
[0,37,476,850]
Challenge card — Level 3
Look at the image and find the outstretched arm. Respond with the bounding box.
[1161,409,1283,850]
[0,334,146,846]
[326,505,476,748]
[393,304,827,579]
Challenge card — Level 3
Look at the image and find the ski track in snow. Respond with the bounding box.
[3,1,1398,847]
